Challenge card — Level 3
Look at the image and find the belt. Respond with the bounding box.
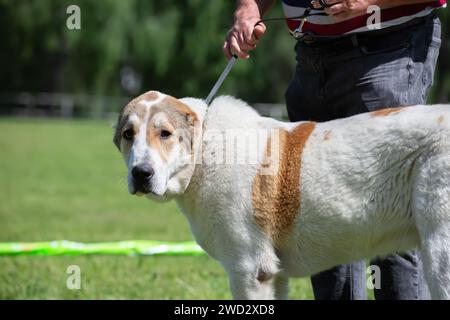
[297,14,431,47]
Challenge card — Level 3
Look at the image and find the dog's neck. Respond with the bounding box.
[174,96,267,208]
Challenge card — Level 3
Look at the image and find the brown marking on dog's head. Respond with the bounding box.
[437,115,445,125]
[252,122,316,248]
[113,92,158,151]
[162,96,198,119]
[128,91,159,105]
[370,107,404,117]
[323,130,332,141]
[113,91,199,158]
[145,96,199,163]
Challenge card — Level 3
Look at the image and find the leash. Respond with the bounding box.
[256,0,329,24]
[255,1,329,39]
[205,54,238,105]
[205,1,329,104]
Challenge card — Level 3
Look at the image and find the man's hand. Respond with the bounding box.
[223,11,266,59]
[224,20,266,60]
[223,0,274,59]
[312,0,375,22]
[312,0,436,22]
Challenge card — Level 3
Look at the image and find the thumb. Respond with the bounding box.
[253,23,266,41]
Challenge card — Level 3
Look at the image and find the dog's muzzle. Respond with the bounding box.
[131,164,155,194]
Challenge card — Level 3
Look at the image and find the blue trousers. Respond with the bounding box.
[285,13,441,300]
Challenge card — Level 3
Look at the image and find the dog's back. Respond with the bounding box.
[275,106,450,293]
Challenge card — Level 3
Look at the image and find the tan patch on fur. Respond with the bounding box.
[128,91,159,105]
[252,122,316,247]
[323,130,332,141]
[113,91,199,154]
[113,91,159,150]
[145,96,199,163]
[163,96,198,121]
[370,107,404,117]
[437,115,444,124]
[146,118,175,163]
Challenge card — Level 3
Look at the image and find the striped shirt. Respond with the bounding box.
[282,0,446,36]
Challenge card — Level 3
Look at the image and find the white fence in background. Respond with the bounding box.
[0,92,288,120]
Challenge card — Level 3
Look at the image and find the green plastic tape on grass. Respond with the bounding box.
[0,240,205,256]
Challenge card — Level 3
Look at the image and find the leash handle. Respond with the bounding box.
[205,55,237,105]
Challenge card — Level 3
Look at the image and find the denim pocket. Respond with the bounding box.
[359,38,410,56]
[356,36,414,110]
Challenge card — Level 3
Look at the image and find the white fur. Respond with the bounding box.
[119,92,450,299]
[127,93,169,196]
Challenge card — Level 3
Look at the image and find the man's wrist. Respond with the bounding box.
[234,1,262,22]
[235,0,274,20]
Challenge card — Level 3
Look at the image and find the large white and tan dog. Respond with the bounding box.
[113,91,450,299]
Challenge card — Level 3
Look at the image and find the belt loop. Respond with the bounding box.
[351,34,358,47]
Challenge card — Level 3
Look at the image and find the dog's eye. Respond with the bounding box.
[123,129,134,141]
[160,130,172,139]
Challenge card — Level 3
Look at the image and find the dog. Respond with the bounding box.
[113,90,450,299]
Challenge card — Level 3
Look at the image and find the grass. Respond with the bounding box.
[0,117,314,299]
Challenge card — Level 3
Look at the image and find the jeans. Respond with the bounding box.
[285,13,441,300]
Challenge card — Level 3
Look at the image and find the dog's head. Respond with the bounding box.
[113,91,206,201]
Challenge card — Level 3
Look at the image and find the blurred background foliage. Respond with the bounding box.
[0,0,449,109]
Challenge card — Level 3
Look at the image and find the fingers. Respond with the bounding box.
[223,41,232,60]
[231,31,250,59]
[223,30,248,59]
[324,3,345,16]
[325,0,342,5]
[225,34,249,59]
[253,23,266,43]
[313,0,370,22]
[311,0,341,9]
[239,30,258,51]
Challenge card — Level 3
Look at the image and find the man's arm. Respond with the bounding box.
[223,0,276,60]
[313,0,438,22]
[374,0,437,9]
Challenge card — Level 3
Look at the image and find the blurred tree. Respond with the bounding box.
[0,0,448,106]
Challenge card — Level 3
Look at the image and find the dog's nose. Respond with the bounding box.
[132,164,154,184]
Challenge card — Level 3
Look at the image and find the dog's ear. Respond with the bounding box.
[170,106,199,154]
[169,98,205,158]
[178,98,207,124]
[113,110,125,151]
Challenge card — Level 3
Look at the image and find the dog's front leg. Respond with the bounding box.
[227,269,277,300]
[274,273,289,300]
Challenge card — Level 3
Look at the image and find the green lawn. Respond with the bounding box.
[0,118,314,299]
